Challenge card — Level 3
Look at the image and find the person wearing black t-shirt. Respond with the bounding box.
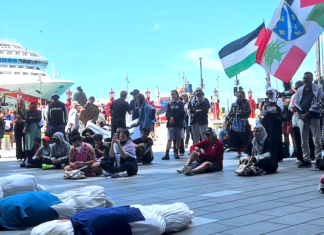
[133,127,154,164]
[162,90,185,160]
[109,91,131,136]
[129,89,140,120]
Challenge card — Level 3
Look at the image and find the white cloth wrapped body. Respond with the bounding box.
[139,203,192,233]
[50,186,114,219]
[31,219,73,235]
[0,174,46,199]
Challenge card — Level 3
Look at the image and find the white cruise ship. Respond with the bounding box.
[0,40,73,105]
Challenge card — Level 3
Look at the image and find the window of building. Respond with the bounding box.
[23,52,27,56]
[41,73,46,76]
[7,51,12,55]
[15,72,20,75]
[23,72,28,75]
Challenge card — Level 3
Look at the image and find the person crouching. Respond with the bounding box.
[64,135,101,177]
[177,127,224,176]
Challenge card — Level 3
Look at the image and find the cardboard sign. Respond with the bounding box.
[78,103,99,124]
[86,121,111,139]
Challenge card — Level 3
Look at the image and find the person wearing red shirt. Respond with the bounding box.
[177,127,224,176]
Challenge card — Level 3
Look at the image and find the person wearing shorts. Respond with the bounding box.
[162,89,185,160]
[177,127,224,176]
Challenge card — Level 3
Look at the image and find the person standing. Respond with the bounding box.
[73,86,87,107]
[229,91,251,158]
[162,90,185,160]
[66,101,80,132]
[190,91,210,144]
[4,109,14,149]
[43,99,51,137]
[294,72,324,168]
[137,94,152,131]
[47,93,68,141]
[86,96,99,124]
[13,99,27,161]
[109,91,131,136]
[25,100,42,158]
[182,94,192,149]
[130,89,140,121]
[260,88,284,162]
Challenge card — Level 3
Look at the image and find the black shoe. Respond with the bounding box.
[290,151,297,158]
[162,155,170,160]
[174,153,180,159]
[298,161,312,168]
[136,158,142,164]
[20,163,26,168]
[315,159,321,169]
[185,144,188,149]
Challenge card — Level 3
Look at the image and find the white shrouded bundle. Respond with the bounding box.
[31,203,193,235]
[0,174,46,199]
[51,186,114,219]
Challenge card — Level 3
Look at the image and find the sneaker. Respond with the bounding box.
[110,172,128,178]
[177,165,188,173]
[315,159,321,169]
[185,144,188,149]
[103,170,113,177]
[20,163,26,168]
[42,164,52,170]
[180,153,184,156]
[296,159,301,164]
[311,160,316,164]
[162,155,170,160]
[298,161,312,168]
[290,151,297,158]
[61,163,66,169]
[184,166,195,176]
[174,153,180,159]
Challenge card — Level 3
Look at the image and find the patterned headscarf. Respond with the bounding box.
[252,125,267,155]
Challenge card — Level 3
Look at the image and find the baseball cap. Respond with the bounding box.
[52,92,60,99]
[89,96,95,101]
[196,91,205,97]
[205,127,216,134]
[42,136,50,142]
[130,89,140,96]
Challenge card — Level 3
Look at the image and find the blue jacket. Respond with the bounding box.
[138,102,152,130]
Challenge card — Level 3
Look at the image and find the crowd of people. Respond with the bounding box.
[0,71,324,179]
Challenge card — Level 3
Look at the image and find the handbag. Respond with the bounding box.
[235,160,265,176]
[232,114,246,133]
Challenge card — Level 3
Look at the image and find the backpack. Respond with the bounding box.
[150,108,156,120]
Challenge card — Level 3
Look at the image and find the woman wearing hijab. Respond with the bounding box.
[240,125,278,174]
[13,99,27,160]
[25,100,42,156]
[228,91,251,157]
[261,88,284,162]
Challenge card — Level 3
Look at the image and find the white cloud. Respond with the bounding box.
[186,48,224,71]
[154,23,160,30]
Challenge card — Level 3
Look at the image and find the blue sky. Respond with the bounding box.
[3,0,321,108]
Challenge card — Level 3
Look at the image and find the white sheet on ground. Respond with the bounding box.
[31,219,73,235]
[0,174,46,199]
[130,205,166,235]
[143,203,193,233]
[51,186,114,219]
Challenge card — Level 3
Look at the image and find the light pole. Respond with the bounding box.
[38,75,42,107]
[199,57,204,89]
[126,73,129,101]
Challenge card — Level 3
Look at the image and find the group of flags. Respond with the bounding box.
[219,0,324,83]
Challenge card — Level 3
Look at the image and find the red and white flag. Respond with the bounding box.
[256,0,324,83]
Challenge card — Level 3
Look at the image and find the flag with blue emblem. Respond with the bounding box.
[256,0,324,83]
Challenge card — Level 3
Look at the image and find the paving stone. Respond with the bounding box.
[267,212,324,225]
[216,213,275,227]
[265,223,324,235]
[223,222,288,235]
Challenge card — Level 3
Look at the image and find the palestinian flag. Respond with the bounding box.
[219,23,266,78]
[256,0,324,83]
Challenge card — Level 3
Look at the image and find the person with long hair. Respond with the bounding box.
[162,90,185,160]
[13,99,27,161]
[4,109,14,148]
[228,90,251,158]
[25,100,42,158]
